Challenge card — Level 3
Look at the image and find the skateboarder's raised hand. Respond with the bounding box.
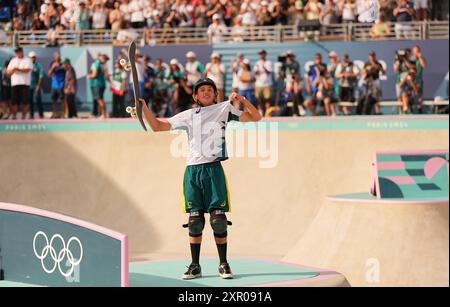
[229,92,262,122]
[140,98,171,132]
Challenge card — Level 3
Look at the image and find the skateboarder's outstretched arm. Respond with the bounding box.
[140,98,171,132]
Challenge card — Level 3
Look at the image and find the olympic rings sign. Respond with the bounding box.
[33,231,84,278]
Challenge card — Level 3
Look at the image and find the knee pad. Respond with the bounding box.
[210,210,228,238]
[187,212,205,237]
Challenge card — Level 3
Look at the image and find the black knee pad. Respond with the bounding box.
[210,210,228,238]
[188,212,205,237]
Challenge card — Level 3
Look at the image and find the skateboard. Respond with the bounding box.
[119,41,147,131]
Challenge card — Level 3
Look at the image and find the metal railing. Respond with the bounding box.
[0,21,447,46]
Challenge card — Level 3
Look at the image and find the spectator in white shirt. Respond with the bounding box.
[129,0,146,28]
[207,14,228,43]
[356,0,378,23]
[5,47,33,120]
[205,52,226,102]
[253,49,274,114]
[120,0,131,28]
[91,1,108,29]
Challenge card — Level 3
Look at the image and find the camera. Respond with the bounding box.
[395,49,407,62]
[278,55,287,63]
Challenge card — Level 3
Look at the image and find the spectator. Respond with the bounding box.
[370,15,391,39]
[358,51,385,115]
[319,70,338,116]
[58,3,72,29]
[304,53,327,116]
[411,45,427,113]
[430,0,445,21]
[378,0,394,21]
[48,52,65,118]
[129,0,146,28]
[399,66,418,114]
[414,0,429,21]
[110,59,128,117]
[205,52,225,102]
[30,12,46,31]
[393,48,413,107]
[72,1,91,30]
[0,58,12,119]
[143,55,156,105]
[274,52,287,107]
[240,0,258,28]
[194,0,208,28]
[110,1,124,31]
[230,53,245,108]
[282,50,302,115]
[206,0,228,25]
[92,1,108,30]
[178,0,195,28]
[6,47,33,120]
[28,51,44,119]
[230,16,247,42]
[166,58,185,114]
[340,0,357,23]
[176,76,194,113]
[207,14,228,43]
[327,51,340,114]
[304,0,322,41]
[120,0,131,29]
[258,1,274,26]
[335,53,359,115]
[43,1,60,29]
[321,0,341,34]
[63,58,77,118]
[238,58,256,107]
[88,53,108,118]
[253,49,274,115]
[185,51,205,87]
[356,0,378,23]
[393,0,415,39]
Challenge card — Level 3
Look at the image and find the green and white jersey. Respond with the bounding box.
[168,101,243,166]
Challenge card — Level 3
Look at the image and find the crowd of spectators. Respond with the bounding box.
[2,0,448,34]
[1,44,437,119]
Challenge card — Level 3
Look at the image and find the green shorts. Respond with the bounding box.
[182,162,231,213]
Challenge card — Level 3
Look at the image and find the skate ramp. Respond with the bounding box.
[0,116,448,286]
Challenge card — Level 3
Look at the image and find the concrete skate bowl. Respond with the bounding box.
[0,116,448,286]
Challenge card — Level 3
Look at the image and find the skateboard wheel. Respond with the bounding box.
[126,106,133,113]
[119,59,127,66]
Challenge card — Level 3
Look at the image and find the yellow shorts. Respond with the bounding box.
[255,87,272,101]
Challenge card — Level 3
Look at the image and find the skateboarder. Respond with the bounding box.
[140,78,261,279]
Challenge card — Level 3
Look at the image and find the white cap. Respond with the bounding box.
[153,10,160,17]
[211,52,220,59]
[243,58,250,65]
[261,0,269,6]
[186,51,196,58]
[170,58,178,65]
[28,51,37,58]
[328,51,338,58]
[212,13,221,20]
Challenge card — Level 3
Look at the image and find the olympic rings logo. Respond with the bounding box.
[33,231,84,278]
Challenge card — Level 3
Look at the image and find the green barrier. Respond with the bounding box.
[0,202,128,287]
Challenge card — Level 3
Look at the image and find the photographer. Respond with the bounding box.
[357,51,385,115]
[394,48,414,105]
[281,51,302,116]
[399,66,419,114]
[304,53,327,116]
[336,54,360,115]
[411,46,427,113]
